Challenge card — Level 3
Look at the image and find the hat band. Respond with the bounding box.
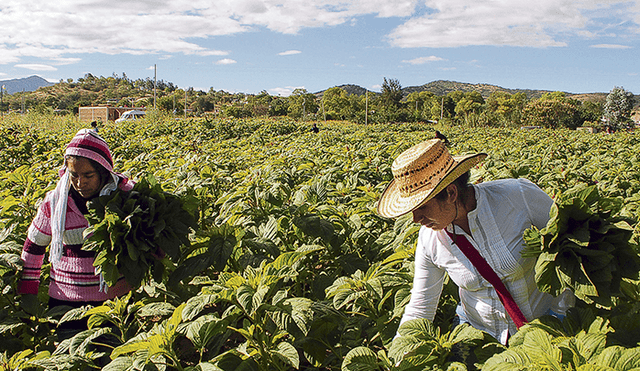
[398,156,455,196]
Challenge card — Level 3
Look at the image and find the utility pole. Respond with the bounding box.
[322,100,326,123]
[440,96,444,123]
[184,88,188,119]
[22,89,25,114]
[365,91,368,125]
[0,85,4,118]
[153,64,157,109]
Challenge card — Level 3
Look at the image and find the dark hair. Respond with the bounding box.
[434,171,471,201]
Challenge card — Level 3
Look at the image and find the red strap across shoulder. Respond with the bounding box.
[445,230,528,329]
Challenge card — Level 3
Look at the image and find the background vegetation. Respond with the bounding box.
[1,74,637,131]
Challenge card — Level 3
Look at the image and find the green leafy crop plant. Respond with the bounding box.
[0,116,639,370]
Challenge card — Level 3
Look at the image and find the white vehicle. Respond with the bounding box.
[115,110,146,123]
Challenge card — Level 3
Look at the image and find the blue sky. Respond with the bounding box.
[1,0,639,96]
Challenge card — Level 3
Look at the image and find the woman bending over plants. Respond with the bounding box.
[17,129,134,337]
[377,139,574,344]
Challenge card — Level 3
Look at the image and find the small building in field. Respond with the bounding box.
[576,126,598,133]
[79,106,146,122]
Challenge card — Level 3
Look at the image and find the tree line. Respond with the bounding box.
[0,74,636,130]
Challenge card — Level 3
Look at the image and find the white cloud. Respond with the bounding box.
[590,43,632,48]
[279,50,302,56]
[402,56,445,64]
[0,0,417,65]
[387,0,639,48]
[216,58,237,65]
[269,86,305,96]
[15,63,57,71]
[50,57,82,65]
[1,0,638,70]
[235,0,417,34]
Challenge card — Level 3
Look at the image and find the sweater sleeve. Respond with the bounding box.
[18,196,53,295]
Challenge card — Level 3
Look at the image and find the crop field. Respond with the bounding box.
[0,113,639,370]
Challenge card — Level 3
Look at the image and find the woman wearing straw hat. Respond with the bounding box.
[18,129,134,338]
[377,139,573,344]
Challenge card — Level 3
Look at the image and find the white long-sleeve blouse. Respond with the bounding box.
[399,178,574,344]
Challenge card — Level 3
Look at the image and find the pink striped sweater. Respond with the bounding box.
[18,179,134,302]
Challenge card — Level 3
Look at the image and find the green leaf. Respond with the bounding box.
[273,341,299,369]
[342,346,379,371]
[102,356,135,371]
[111,340,150,359]
[293,214,335,244]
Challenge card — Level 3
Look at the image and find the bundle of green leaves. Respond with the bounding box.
[83,175,197,288]
[523,185,640,307]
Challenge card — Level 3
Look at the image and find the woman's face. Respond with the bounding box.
[412,188,456,230]
[66,157,105,199]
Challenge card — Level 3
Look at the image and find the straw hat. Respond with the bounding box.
[377,139,487,218]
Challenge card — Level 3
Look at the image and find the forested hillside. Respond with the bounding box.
[0,74,636,131]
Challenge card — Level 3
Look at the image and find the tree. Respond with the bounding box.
[194,95,215,114]
[380,78,403,109]
[522,99,581,129]
[485,91,527,126]
[287,89,318,119]
[269,97,289,117]
[406,91,436,121]
[579,100,603,127]
[455,91,485,125]
[430,95,455,121]
[322,87,352,120]
[604,86,634,131]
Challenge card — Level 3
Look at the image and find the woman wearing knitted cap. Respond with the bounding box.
[18,129,133,322]
[377,139,573,344]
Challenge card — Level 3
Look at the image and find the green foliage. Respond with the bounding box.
[484,311,640,371]
[0,349,52,371]
[387,319,502,370]
[287,89,319,119]
[109,302,187,370]
[1,117,640,371]
[522,97,582,129]
[523,185,640,307]
[380,78,403,109]
[604,86,635,131]
[83,175,198,288]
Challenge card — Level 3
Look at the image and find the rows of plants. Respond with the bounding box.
[0,115,639,370]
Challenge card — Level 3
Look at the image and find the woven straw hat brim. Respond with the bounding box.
[377,153,487,218]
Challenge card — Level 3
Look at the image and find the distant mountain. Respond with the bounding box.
[314,84,376,99]
[316,80,608,103]
[1,75,53,95]
[403,80,611,101]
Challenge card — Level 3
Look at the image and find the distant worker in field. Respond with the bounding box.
[91,121,99,133]
[18,129,134,338]
[311,122,319,133]
[434,130,449,145]
[377,139,574,344]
